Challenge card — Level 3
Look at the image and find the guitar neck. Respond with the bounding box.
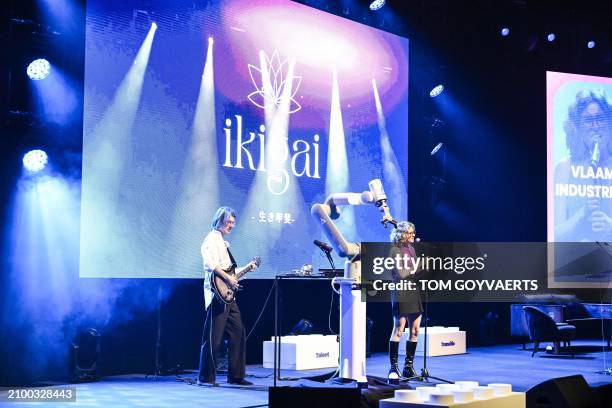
[230,257,260,281]
[234,266,251,281]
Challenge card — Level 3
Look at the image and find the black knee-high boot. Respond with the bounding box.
[388,340,401,384]
[403,341,418,378]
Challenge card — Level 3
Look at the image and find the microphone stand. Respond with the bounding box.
[324,249,335,271]
[402,242,452,384]
[594,242,612,376]
[411,287,452,384]
[589,150,612,375]
[146,283,163,380]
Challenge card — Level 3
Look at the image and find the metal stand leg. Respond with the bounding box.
[273,276,278,386]
[403,288,452,384]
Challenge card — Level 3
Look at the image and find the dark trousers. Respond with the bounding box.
[198,298,246,383]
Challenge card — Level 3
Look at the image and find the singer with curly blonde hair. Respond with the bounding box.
[386,221,423,383]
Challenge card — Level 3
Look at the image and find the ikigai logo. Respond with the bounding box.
[221,50,320,195]
[247,50,302,114]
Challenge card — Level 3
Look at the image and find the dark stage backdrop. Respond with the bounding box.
[81,0,409,279]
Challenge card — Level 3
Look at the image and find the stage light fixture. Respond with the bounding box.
[22,149,48,172]
[587,40,595,49]
[70,328,101,383]
[429,84,444,98]
[500,27,510,37]
[289,319,313,336]
[430,142,444,156]
[26,58,50,80]
[369,0,386,11]
[547,33,556,42]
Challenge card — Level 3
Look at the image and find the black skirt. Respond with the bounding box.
[391,280,423,316]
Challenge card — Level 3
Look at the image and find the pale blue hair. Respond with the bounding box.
[211,206,236,230]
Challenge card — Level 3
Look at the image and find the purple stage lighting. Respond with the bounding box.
[27,59,51,80]
[587,40,595,49]
[22,149,48,172]
[500,27,510,37]
[547,33,556,42]
[429,84,444,98]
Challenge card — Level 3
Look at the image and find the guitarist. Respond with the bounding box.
[198,206,258,386]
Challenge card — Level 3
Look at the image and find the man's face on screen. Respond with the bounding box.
[220,216,236,236]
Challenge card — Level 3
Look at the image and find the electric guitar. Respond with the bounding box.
[211,257,261,304]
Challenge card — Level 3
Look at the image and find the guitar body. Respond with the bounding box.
[211,266,237,304]
[211,257,261,304]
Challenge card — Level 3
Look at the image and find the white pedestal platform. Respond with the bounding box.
[263,335,339,370]
[400,327,466,357]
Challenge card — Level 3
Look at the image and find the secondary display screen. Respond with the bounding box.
[547,71,612,243]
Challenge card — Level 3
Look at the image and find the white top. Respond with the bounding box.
[201,229,232,309]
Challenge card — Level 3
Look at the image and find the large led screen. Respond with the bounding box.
[81,0,409,278]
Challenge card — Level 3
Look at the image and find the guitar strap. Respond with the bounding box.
[226,246,238,270]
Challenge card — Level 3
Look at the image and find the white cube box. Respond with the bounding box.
[400,326,466,357]
[381,383,523,408]
[263,335,339,370]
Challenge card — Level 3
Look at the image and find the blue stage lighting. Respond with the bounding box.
[500,27,510,37]
[587,40,595,49]
[547,33,556,42]
[27,59,51,80]
[429,84,444,98]
[369,0,386,11]
[23,149,48,172]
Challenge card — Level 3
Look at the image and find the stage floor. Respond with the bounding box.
[16,341,612,407]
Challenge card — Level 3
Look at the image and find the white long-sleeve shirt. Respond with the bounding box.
[201,229,232,309]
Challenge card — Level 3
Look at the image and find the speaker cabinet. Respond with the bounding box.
[269,386,361,408]
[526,375,598,408]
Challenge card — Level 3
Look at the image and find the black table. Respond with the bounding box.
[272,274,335,386]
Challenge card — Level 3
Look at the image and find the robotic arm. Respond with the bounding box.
[311,179,397,263]
[310,179,398,383]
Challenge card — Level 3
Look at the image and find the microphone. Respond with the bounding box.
[591,139,600,168]
[313,239,333,253]
[415,237,421,242]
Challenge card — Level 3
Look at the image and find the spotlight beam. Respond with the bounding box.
[326,70,355,237]
[80,22,157,276]
[164,36,220,274]
[372,78,407,221]
[240,53,310,275]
